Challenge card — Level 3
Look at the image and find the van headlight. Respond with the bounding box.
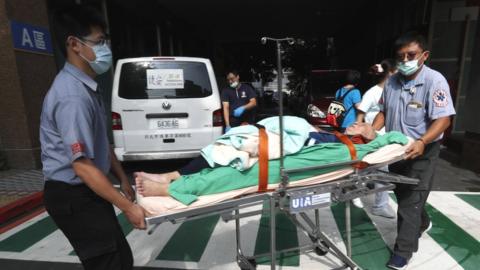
[307,104,326,118]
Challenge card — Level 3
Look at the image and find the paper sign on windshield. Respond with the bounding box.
[146,69,184,89]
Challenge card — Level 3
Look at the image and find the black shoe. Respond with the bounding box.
[387,254,408,270]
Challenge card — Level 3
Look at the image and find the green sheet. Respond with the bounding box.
[169,131,408,205]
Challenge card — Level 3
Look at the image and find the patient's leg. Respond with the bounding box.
[134,171,180,184]
[135,174,170,197]
[178,156,210,175]
[134,156,209,197]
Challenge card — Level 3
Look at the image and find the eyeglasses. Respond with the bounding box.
[396,51,424,62]
[78,35,111,47]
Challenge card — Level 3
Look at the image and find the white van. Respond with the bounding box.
[111,57,223,161]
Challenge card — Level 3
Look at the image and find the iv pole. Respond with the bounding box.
[260,37,295,192]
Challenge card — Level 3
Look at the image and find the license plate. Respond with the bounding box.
[150,119,187,129]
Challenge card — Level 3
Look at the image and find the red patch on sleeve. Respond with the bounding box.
[71,142,85,155]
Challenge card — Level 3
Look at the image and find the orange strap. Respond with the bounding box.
[257,125,269,192]
[333,131,368,169]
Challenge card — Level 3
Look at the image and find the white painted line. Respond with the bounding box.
[0,251,23,260]
[145,260,199,269]
[0,251,80,263]
[297,207,349,270]
[432,191,480,195]
[427,192,480,241]
[129,222,181,267]
[200,205,263,269]
[117,204,183,267]
[21,230,73,260]
[0,212,49,241]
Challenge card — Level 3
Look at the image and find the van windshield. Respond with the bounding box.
[118,61,213,99]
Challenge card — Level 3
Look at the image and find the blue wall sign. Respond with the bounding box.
[10,20,53,55]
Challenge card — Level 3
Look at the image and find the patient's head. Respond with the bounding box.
[345,122,376,140]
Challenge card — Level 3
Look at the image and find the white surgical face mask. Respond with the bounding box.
[77,38,113,75]
[397,52,425,76]
[230,81,239,88]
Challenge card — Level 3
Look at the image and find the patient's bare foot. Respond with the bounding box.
[133,171,172,184]
[135,174,170,197]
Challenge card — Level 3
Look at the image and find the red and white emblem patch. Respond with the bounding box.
[71,142,85,155]
[433,90,448,107]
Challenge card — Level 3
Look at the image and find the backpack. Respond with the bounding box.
[326,88,355,128]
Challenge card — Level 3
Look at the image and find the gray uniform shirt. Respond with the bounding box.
[380,65,456,141]
[40,62,110,185]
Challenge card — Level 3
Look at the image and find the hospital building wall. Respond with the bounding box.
[0,0,56,169]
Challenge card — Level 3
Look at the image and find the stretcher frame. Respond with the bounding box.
[145,40,419,269]
[145,158,419,270]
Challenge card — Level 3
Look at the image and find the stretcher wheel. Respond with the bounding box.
[314,246,328,256]
[238,258,257,270]
[313,240,328,256]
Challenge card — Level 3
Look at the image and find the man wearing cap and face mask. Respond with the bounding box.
[40,6,145,270]
[221,70,257,132]
[373,32,455,270]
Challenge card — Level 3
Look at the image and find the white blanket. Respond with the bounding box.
[210,131,281,170]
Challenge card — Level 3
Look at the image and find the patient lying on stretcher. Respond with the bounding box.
[135,121,379,198]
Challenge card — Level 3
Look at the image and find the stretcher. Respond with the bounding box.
[140,133,419,270]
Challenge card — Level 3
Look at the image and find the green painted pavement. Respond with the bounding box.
[390,193,480,269]
[0,216,57,252]
[254,203,300,266]
[156,215,220,262]
[456,194,480,211]
[117,213,134,235]
[425,203,480,269]
[331,202,391,270]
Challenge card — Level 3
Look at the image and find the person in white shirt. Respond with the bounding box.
[356,59,397,218]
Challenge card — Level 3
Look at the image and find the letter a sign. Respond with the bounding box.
[10,20,53,55]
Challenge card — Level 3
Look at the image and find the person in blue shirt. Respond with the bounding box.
[373,32,456,270]
[334,70,362,130]
[40,6,145,270]
[221,70,257,132]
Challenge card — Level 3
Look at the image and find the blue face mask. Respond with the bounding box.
[77,39,113,75]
